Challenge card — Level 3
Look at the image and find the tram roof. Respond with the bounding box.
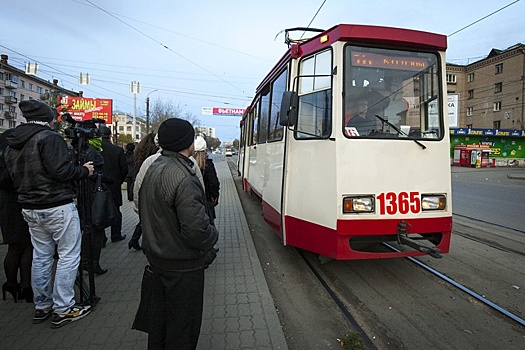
[254,24,447,97]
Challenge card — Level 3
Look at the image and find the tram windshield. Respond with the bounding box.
[343,45,442,140]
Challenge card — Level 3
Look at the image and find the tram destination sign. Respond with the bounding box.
[202,107,246,116]
[351,51,428,71]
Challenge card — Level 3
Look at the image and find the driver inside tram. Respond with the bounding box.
[344,91,382,136]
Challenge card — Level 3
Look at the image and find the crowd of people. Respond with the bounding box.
[0,100,221,349]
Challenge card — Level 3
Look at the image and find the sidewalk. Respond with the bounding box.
[0,157,288,350]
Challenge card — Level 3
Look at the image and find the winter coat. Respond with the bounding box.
[100,138,128,207]
[139,150,218,272]
[4,123,90,209]
[0,129,29,244]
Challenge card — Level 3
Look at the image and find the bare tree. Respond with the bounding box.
[149,98,201,133]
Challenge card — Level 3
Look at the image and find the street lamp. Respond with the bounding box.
[146,89,158,134]
[130,81,141,140]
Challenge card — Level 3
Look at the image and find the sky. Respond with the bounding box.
[2,0,524,142]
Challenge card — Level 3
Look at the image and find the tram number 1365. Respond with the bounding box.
[377,192,421,215]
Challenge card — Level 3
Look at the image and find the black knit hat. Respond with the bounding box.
[19,100,55,123]
[99,126,112,138]
[158,118,195,152]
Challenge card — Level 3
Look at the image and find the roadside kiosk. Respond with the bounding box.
[453,145,491,168]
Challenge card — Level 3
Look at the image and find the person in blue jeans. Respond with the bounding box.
[4,100,94,328]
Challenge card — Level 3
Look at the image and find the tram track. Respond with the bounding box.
[384,243,525,328]
[297,249,379,350]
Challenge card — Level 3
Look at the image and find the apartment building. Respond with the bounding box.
[446,44,525,130]
[0,54,78,133]
[195,126,216,138]
[109,112,145,141]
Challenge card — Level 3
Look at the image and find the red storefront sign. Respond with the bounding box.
[58,96,113,123]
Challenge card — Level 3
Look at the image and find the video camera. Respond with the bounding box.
[62,112,106,140]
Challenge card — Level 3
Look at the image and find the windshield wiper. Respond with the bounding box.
[374,115,426,150]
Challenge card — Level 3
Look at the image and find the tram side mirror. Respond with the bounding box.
[279,91,298,126]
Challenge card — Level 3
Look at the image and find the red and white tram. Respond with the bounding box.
[238,24,452,260]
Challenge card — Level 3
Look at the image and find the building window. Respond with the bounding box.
[20,80,25,88]
[0,103,3,111]
[493,101,502,111]
[20,94,25,101]
[0,72,3,80]
[467,90,474,99]
[28,83,33,91]
[467,107,473,116]
[494,82,502,93]
[0,119,3,127]
[495,63,503,74]
[466,124,473,128]
[493,120,500,129]
[446,74,456,84]
[36,86,42,94]
[9,120,16,128]
[467,73,474,82]
[0,88,3,95]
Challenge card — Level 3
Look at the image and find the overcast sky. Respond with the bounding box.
[2,0,524,141]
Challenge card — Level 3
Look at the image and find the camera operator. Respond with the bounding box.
[4,100,94,328]
[70,135,109,276]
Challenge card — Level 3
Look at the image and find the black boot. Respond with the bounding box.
[128,239,142,251]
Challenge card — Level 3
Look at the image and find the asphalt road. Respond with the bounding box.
[451,167,525,231]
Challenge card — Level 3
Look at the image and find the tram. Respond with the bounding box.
[238,24,452,260]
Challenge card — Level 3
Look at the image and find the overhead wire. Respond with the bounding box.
[83,0,247,94]
[448,0,520,37]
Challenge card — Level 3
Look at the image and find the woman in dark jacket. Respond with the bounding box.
[0,129,33,303]
[128,133,158,251]
[193,136,220,222]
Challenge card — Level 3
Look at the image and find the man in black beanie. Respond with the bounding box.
[136,118,218,349]
[4,100,94,327]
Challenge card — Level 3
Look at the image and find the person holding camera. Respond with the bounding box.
[3,100,94,328]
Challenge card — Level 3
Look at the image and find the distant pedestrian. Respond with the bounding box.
[125,143,136,202]
[3,100,94,327]
[137,118,218,349]
[99,126,128,244]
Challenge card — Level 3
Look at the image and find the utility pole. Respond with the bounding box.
[146,97,150,135]
[130,81,140,140]
[146,89,158,134]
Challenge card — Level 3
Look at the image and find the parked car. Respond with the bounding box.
[225,150,233,157]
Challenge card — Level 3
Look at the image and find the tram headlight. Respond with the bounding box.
[343,196,374,213]
[421,194,446,210]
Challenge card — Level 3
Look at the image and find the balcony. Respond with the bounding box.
[4,80,17,89]
[4,96,17,104]
[3,111,16,119]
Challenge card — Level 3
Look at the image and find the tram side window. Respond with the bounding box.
[251,101,259,145]
[296,49,332,139]
[268,69,287,141]
[259,89,270,143]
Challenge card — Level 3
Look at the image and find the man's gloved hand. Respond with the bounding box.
[204,247,219,269]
